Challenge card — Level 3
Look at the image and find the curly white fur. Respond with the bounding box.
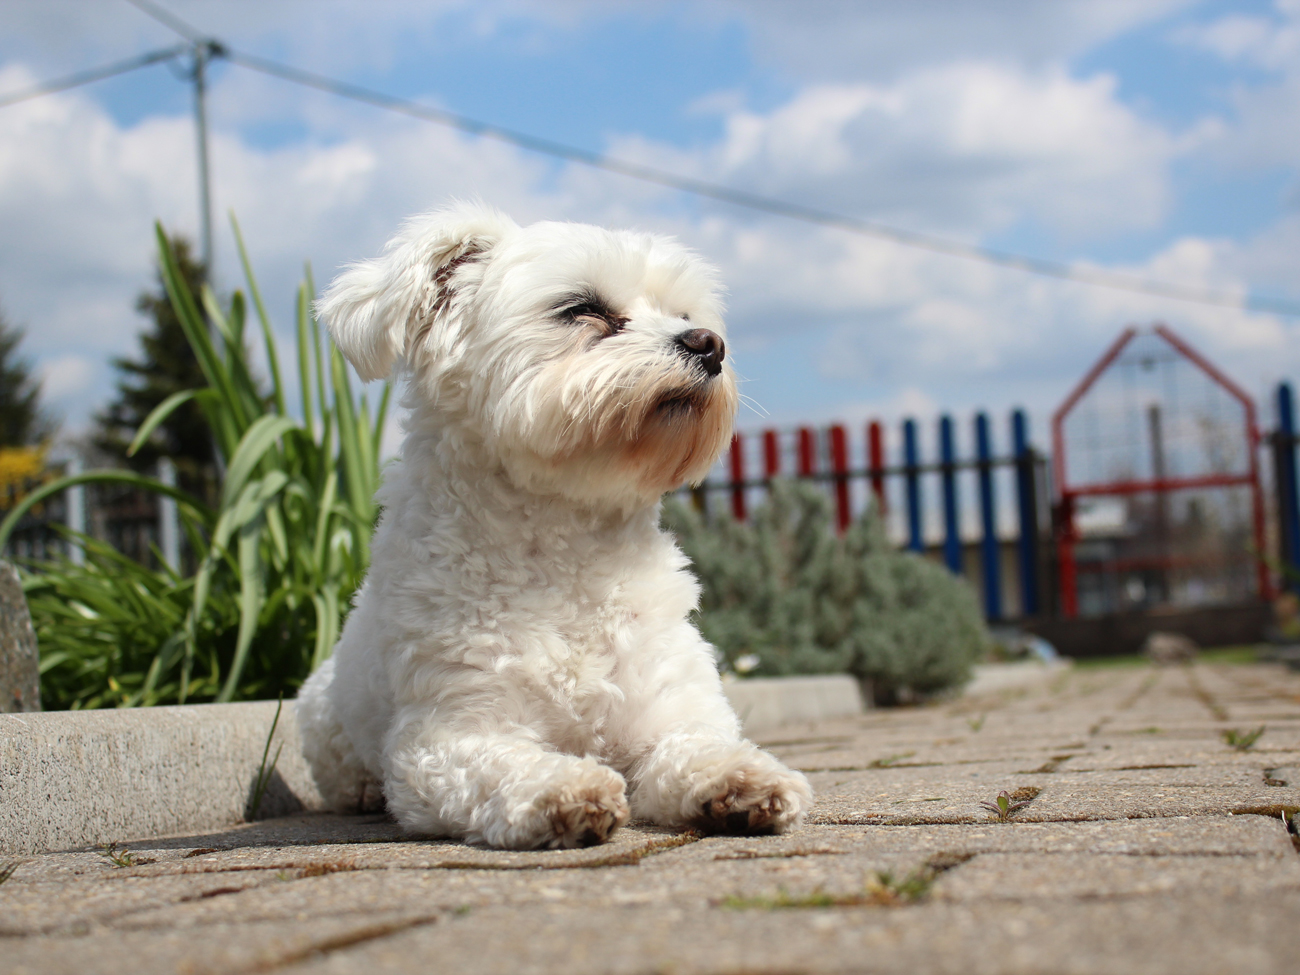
[296,203,812,849]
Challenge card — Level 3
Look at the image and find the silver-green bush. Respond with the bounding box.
[662,478,990,702]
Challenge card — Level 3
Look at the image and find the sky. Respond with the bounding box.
[1,0,1299,469]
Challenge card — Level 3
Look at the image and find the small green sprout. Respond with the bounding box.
[100,842,142,868]
[979,791,1031,822]
[967,714,987,732]
[869,752,915,769]
[1221,726,1266,751]
[0,862,17,885]
[248,696,285,820]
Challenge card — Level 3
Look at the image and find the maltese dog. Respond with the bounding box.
[296,204,812,849]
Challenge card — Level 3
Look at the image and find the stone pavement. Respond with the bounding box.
[4,661,1299,975]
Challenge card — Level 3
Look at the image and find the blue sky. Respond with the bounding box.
[1,0,1298,464]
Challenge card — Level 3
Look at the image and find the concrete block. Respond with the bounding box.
[0,560,39,713]
[723,674,865,736]
[0,700,323,856]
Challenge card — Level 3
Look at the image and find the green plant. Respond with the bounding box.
[1222,726,1266,751]
[99,842,151,868]
[979,790,1031,821]
[663,479,990,701]
[248,696,285,820]
[967,713,987,732]
[2,218,388,708]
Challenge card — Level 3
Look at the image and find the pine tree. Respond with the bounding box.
[95,235,215,489]
[0,309,48,448]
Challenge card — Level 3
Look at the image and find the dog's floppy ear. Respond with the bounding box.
[318,204,519,381]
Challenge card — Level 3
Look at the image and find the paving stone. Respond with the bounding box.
[275,893,1300,975]
[7,662,1300,975]
[933,851,1300,900]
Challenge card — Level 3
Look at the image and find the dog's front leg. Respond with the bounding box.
[620,635,813,834]
[383,708,629,849]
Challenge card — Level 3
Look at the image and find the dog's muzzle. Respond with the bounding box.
[676,328,726,377]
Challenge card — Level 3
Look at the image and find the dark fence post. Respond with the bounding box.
[939,414,962,573]
[868,421,886,515]
[1012,408,1041,616]
[903,418,923,552]
[730,433,746,521]
[975,412,1001,620]
[1276,382,1300,591]
[830,424,850,532]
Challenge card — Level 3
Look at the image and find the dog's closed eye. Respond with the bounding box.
[555,293,629,337]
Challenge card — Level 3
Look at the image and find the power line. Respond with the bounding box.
[228,50,1300,319]
[13,1,1300,319]
[0,45,187,109]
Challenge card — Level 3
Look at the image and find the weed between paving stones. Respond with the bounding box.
[1221,726,1266,751]
[720,853,973,909]
[247,696,285,821]
[99,842,154,868]
[0,862,17,884]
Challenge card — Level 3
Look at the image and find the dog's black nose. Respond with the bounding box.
[676,328,726,376]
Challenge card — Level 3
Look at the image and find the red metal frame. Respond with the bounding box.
[1050,324,1272,617]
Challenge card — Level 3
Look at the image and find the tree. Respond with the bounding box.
[95,234,216,490]
[0,308,49,448]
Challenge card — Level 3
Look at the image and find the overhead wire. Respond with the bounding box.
[5,0,1299,319]
[0,45,188,109]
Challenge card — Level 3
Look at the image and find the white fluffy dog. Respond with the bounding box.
[296,204,812,850]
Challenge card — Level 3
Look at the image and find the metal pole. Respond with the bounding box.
[1012,409,1041,617]
[158,458,180,572]
[940,415,962,574]
[903,418,922,552]
[1277,383,1300,592]
[975,412,1001,620]
[66,455,85,568]
[192,43,214,276]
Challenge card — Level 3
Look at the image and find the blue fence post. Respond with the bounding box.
[975,412,1001,620]
[1277,383,1300,591]
[939,415,962,573]
[903,418,923,552]
[1012,409,1040,616]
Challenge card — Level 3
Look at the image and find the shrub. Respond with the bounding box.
[662,478,990,702]
[1,221,386,708]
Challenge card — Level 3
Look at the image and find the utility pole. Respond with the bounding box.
[190,41,222,278]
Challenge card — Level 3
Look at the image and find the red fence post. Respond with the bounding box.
[830,424,850,533]
[763,429,780,479]
[797,427,815,478]
[730,433,746,521]
[867,420,886,515]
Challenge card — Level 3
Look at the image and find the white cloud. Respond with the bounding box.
[1,1,1297,451]
[613,61,1177,241]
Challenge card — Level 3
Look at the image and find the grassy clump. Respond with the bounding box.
[663,479,990,702]
[2,219,386,708]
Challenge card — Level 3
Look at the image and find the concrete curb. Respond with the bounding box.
[723,674,864,736]
[1,701,323,856]
[2,676,866,856]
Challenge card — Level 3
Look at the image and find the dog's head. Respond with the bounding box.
[319,203,739,508]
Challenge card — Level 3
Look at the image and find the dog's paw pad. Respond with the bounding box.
[696,767,811,834]
[545,778,630,849]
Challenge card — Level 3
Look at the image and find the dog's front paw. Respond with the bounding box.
[539,765,630,849]
[693,752,812,835]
